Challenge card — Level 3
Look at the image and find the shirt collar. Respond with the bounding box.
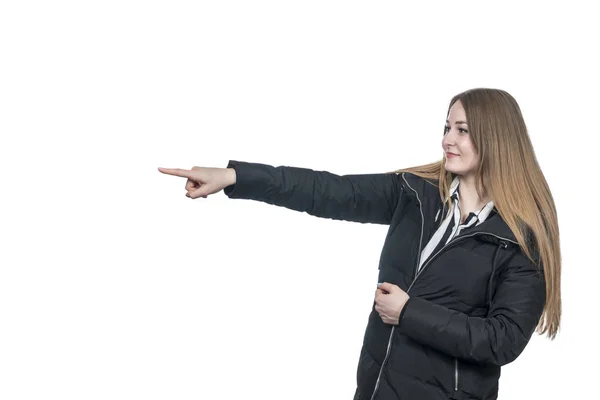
[447,176,495,224]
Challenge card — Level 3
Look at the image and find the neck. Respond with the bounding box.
[457,174,491,209]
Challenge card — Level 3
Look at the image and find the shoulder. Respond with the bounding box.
[397,172,440,200]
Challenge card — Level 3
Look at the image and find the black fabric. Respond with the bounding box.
[224,160,546,400]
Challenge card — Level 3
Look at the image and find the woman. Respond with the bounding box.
[158,88,561,400]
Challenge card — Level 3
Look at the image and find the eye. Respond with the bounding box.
[444,126,469,135]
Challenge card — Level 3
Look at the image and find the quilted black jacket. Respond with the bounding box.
[223,160,546,400]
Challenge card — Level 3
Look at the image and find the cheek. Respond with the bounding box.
[463,140,478,160]
[467,151,480,168]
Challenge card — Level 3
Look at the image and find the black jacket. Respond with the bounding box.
[223,160,546,400]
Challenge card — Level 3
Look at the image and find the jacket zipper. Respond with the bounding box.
[369,174,517,400]
[370,176,425,400]
[454,357,459,391]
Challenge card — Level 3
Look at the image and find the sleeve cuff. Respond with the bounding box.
[397,296,412,326]
[222,160,277,201]
[223,160,239,197]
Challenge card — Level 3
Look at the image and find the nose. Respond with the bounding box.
[442,130,456,149]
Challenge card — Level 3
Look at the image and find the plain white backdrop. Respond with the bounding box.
[1,1,598,399]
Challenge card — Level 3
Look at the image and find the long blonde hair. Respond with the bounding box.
[390,88,561,339]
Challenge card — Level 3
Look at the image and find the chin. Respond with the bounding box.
[445,168,468,177]
[444,164,461,175]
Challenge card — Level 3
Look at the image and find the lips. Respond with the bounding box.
[446,152,459,157]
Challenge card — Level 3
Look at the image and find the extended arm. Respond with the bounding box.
[223,160,403,225]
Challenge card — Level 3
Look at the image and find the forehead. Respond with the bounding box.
[448,101,467,120]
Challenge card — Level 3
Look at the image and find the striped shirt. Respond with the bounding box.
[417,176,495,273]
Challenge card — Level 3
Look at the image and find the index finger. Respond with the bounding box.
[157,167,192,178]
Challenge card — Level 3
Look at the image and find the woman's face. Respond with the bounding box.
[442,100,479,178]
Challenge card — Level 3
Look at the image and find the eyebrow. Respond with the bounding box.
[446,119,468,125]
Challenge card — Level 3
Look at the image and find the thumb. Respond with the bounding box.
[377,282,395,293]
[187,185,211,199]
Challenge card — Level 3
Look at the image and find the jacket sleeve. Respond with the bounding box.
[396,257,546,366]
[222,160,402,225]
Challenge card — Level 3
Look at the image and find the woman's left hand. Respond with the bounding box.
[375,282,410,325]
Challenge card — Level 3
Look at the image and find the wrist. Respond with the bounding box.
[227,167,237,186]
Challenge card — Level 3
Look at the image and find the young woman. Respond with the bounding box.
[158,88,561,400]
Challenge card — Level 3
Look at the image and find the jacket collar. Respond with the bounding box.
[401,172,518,246]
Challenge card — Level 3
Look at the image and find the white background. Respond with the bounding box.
[1,1,597,399]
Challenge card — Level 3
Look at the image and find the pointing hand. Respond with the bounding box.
[157,166,236,199]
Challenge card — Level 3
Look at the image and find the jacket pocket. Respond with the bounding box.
[453,359,500,399]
